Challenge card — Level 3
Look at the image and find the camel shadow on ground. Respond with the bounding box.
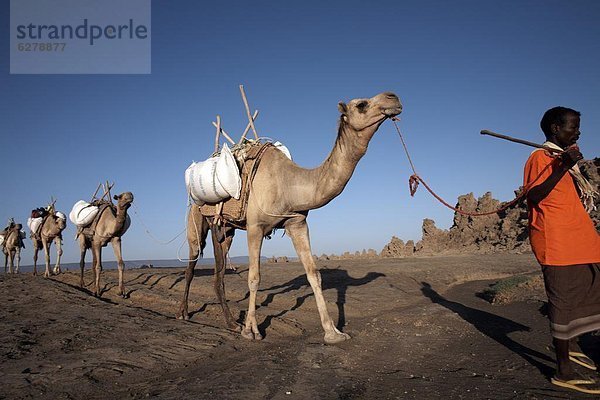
[239,268,385,338]
[167,267,241,291]
[420,281,555,378]
[182,268,246,319]
[50,278,119,305]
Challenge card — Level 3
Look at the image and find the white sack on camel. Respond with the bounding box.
[185,143,241,205]
[69,200,100,227]
[27,217,43,234]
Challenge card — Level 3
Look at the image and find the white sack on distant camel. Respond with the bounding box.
[27,217,43,234]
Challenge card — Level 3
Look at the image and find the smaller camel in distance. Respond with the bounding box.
[31,202,67,277]
[77,186,134,298]
[2,220,25,274]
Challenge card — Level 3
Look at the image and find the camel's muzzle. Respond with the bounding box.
[383,106,403,117]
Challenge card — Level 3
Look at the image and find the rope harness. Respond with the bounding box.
[132,202,186,245]
[391,117,558,217]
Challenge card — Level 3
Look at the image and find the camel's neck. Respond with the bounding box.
[43,216,61,237]
[113,205,129,234]
[294,120,379,210]
[7,229,22,247]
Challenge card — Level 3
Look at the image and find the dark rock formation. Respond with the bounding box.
[315,249,379,261]
[584,158,600,227]
[268,256,290,263]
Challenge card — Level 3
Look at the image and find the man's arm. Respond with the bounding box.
[527,146,582,205]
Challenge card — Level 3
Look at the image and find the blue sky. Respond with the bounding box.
[1,0,599,265]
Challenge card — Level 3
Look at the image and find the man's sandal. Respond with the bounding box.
[569,351,597,371]
[551,377,600,394]
[547,346,598,371]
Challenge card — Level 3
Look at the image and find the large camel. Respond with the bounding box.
[2,223,25,274]
[78,192,134,298]
[31,206,67,277]
[178,92,402,344]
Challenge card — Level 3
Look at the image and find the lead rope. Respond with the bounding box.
[390,117,557,216]
[132,202,186,245]
[132,199,203,263]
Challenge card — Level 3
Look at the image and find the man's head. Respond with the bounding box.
[540,106,581,148]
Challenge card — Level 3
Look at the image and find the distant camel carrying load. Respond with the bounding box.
[28,199,67,277]
[70,182,133,298]
[1,218,26,274]
[179,89,402,344]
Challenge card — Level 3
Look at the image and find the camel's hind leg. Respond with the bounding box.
[177,207,209,320]
[211,226,239,331]
[242,224,265,341]
[285,218,350,344]
[32,244,39,276]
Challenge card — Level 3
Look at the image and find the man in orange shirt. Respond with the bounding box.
[524,106,600,394]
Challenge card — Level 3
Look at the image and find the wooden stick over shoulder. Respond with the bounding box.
[480,129,563,153]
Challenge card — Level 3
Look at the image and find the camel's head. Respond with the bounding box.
[114,192,134,209]
[55,212,67,229]
[337,92,402,132]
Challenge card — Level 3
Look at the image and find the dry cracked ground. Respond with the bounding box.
[1,254,599,399]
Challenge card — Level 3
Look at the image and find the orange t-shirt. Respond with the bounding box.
[524,149,600,266]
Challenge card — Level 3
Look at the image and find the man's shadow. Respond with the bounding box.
[420,281,555,378]
[246,268,385,336]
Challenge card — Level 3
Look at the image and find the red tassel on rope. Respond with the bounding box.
[409,174,420,197]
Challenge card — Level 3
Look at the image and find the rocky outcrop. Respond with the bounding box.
[584,158,600,227]
[268,256,290,263]
[315,249,379,261]
[380,237,415,258]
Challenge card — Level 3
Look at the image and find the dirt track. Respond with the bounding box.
[1,254,596,399]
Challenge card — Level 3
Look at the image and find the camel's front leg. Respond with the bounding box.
[111,237,127,298]
[3,251,7,274]
[42,238,51,278]
[242,225,264,340]
[8,251,14,274]
[92,244,102,297]
[53,237,63,275]
[286,219,350,344]
[79,237,87,288]
[15,247,21,274]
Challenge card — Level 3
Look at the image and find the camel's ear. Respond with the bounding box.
[113,194,120,200]
[338,102,348,115]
